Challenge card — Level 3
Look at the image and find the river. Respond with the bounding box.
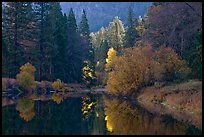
[2,94,202,135]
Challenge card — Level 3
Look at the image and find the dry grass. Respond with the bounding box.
[137,79,202,129]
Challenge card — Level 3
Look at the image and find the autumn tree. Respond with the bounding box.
[143,2,202,56]
[82,61,96,87]
[16,63,36,93]
[107,45,190,95]
[105,48,117,72]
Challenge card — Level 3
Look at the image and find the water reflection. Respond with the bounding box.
[104,97,202,135]
[2,95,202,135]
[52,92,64,104]
[16,98,35,122]
[81,96,96,120]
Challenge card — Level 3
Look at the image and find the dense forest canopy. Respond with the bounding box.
[2,2,202,89]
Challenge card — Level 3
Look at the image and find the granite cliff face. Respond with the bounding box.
[60,2,152,32]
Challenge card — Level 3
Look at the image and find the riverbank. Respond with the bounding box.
[2,78,202,130]
[137,79,202,129]
[2,88,106,107]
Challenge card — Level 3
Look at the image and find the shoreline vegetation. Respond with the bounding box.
[2,78,202,129]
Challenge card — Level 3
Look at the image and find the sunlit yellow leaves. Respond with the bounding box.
[20,62,36,76]
[82,61,96,86]
[105,47,117,71]
[16,63,36,92]
[52,79,64,91]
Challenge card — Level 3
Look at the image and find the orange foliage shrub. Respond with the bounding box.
[107,45,190,95]
[52,79,64,91]
[154,46,191,81]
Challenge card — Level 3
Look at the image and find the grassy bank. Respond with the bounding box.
[137,79,202,129]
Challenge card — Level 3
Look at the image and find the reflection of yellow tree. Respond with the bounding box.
[16,98,35,122]
[104,97,188,135]
[52,93,64,104]
[81,97,95,120]
[19,110,35,122]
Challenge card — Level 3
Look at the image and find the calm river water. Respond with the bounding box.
[2,94,202,135]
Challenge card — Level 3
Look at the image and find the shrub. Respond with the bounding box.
[52,79,64,91]
[19,62,36,76]
[154,46,191,81]
[16,72,36,91]
[107,45,190,95]
[107,46,155,95]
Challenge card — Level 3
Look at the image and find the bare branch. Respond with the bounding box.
[184,2,202,18]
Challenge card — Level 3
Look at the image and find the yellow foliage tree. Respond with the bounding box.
[82,60,96,87]
[105,47,117,71]
[16,72,36,91]
[16,63,36,93]
[20,62,36,76]
[52,79,64,91]
[107,45,190,95]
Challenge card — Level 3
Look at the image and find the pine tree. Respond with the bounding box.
[33,2,52,81]
[2,2,35,78]
[79,9,90,38]
[124,6,138,48]
[43,2,66,81]
[53,11,68,82]
[66,8,84,83]
[67,8,77,33]
[2,38,11,77]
